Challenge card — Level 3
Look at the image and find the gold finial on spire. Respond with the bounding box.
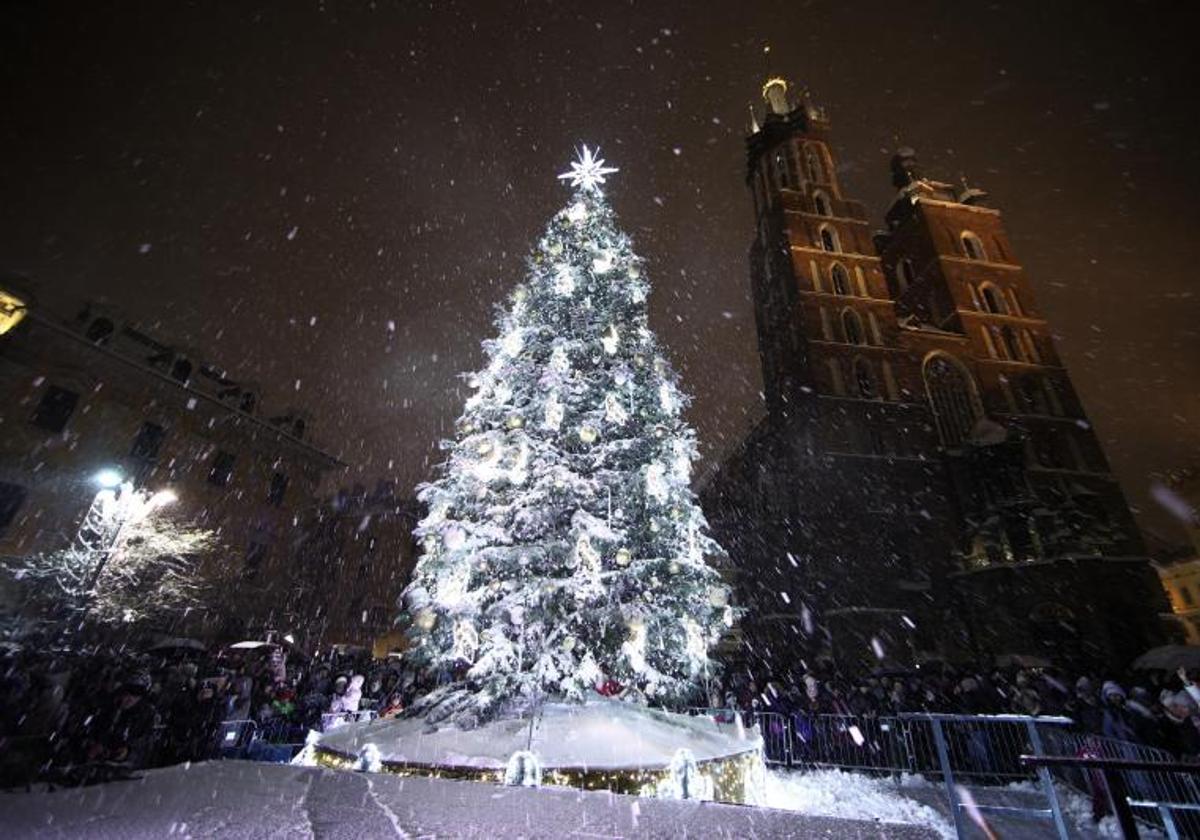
[760,43,790,114]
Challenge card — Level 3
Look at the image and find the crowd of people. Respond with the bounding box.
[4,639,1200,789]
[0,640,422,787]
[725,664,1200,761]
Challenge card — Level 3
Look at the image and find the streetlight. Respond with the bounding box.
[93,468,124,489]
[82,481,179,601]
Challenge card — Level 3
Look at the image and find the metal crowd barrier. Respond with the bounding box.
[684,708,791,765]
[903,713,1070,840]
[1023,755,1200,840]
[1035,729,1200,837]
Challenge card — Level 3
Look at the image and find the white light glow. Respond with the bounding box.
[94,468,123,489]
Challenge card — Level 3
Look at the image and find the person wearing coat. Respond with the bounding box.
[330,675,364,714]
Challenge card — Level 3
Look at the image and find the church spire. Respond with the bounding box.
[761,44,790,116]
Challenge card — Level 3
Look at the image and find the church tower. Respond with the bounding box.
[702,62,1169,679]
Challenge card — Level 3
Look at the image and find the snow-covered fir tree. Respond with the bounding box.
[402,147,733,725]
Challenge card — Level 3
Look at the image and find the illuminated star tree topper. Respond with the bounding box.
[556,144,619,192]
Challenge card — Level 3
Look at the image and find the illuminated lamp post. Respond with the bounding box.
[80,468,177,599]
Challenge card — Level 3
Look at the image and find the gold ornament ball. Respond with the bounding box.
[578,425,598,444]
[506,414,524,429]
[561,636,576,651]
[615,548,632,566]
[709,587,729,607]
[414,610,436,631]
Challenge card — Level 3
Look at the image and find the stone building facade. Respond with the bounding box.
[701,77,1168,677]
[0,286,345,640]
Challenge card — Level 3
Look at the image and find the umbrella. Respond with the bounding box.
[1132,645,1200,671]
[227,640,276,651]
[148,637,206,652]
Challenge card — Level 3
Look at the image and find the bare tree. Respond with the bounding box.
[5,487,220,633]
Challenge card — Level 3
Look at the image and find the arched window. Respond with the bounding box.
[813,191,832,217]
[830,263,851,295]
[819,225,841,252]
[961,231,987,261]
[774,149,791,189]
[1000,326,1023,361]
[827,359,845,396]
[804,145,824,183]
[896,258,914,293]
[841,309,865,345]
[1022,330,1041,364]
[881,360,899,400]
[819,307,834,341]
[867,312,883,345]
[998,375,1018,413]
[855,358,877,399]
[979,283,1007,314]
[923,353,983,447]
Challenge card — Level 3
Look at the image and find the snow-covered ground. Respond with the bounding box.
[3,761,945,839]
[766,769,955,839]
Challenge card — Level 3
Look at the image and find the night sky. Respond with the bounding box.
[2,1,1197,541]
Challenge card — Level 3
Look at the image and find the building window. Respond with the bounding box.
[1001,326,1024,361]
[32,385,80,433]
[881,360,899,401]
[827,359,845,396]
[923,353,982,447]
[268,471,289,506]
[804,145,823,183]
[896,258,914,293]
[208,450,236,486]
[774,149,791,189]
[854,358,877,399]
[85,318,115,343]
[979,283,1007,314]
[0,482,26,534]
[131,421,166,462]
[867,312,883,345]
[819,225,841,253]
[1022,330,1042,364]
[961,231,987,261]
[842,309,866,345]
[831,263,851,295]
[244,542,267,579]
[813,191,831,217]
[819,308,834,341]
[170,357,192,384]
[998,376,1019,413]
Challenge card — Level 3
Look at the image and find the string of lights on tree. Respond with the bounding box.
[400,145,734,726]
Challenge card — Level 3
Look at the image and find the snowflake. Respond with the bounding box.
[557,144,619,191]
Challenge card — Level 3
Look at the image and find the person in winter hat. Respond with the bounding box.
[1099,681,1140,743]
[330,675,364,714]
[1160,691,1200,760]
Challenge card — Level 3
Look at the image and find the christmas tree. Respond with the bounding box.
[402,147,733,726]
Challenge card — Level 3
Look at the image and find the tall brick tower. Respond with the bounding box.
[702,71,1168,678]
